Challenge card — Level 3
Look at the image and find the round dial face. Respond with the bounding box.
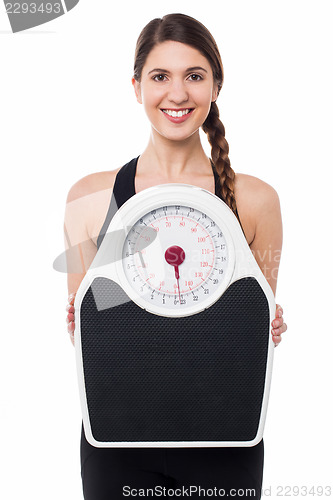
[121,204,229,315]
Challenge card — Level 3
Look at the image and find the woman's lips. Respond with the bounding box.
[160,109,194,124]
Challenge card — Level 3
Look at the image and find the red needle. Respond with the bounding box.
[176,274,181,303]
[164,245,186,305]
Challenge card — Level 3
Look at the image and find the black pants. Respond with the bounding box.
[80,424,264,499]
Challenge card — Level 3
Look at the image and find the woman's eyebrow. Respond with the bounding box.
[148,66,208,75]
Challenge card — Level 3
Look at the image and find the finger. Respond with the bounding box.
[66,304,75,313]
[275,304,283,318]
[271,317,283,329]
[271,326,282,336]
[272,335,282,344]
[67,321,75,333]
[66,312,75,324]
[272,323,288,336]
[66,313,74,323]
[69,331,75,347]
[280,322,287,334]
[68,293,76,306]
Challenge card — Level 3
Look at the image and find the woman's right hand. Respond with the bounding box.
[66,292,76,346]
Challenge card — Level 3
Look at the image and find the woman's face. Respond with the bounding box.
[132,41,218,142]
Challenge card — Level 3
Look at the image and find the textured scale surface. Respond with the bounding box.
[80,276,269,443]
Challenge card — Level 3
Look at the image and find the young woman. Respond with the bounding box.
[65,13,287,500]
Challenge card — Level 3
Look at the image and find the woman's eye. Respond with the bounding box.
[188,74,202,81]
[153,74,167,82]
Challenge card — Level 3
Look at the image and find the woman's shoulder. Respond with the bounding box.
[235,172,280,211]
[234,173,281,246]
[66,168,122,203]
[65,168,122,244]
[235,172,279,195]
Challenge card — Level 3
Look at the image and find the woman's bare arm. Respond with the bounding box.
[249,180,283,297]
[64,171,117,345]
[64,176,99,296]
[250,179,286,345]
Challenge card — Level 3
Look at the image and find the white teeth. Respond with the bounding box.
[162,109,192,117]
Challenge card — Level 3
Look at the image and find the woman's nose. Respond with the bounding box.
[167,80,189,104]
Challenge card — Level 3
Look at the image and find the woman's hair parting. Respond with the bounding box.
[133,13,240,222]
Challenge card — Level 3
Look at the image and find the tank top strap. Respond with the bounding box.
[96,156,139,250]
[210,159,220,198]
[113,156,138,206]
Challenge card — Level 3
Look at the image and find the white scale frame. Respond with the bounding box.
[74,184,276,448]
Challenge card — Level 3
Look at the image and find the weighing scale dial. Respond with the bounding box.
[120,202,233,317]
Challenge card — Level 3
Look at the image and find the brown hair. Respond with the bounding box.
[133,13,241,224]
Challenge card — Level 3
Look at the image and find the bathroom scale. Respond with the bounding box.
[74,184,276,448]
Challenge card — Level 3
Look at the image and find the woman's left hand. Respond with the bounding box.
[271,304,287,347]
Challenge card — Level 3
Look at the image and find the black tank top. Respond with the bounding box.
[97,156,244,250]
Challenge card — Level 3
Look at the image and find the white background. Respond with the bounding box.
[1,1,332,498]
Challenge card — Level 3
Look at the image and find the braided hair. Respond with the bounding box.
[133,13,242,225]
[202,102,238,215]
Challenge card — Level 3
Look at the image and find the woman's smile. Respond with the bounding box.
[161,108,194,123]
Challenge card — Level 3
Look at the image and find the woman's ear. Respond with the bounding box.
[132,77,142,104]
[212,84,218,103]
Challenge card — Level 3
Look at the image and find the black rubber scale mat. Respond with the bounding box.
[80,275,269,444]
